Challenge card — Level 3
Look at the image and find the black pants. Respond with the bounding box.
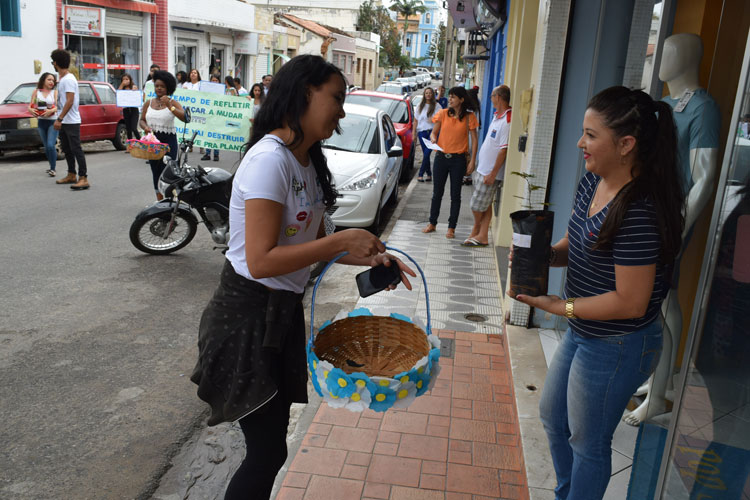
[59,123,87,177]
[223,393,292,500]
[122,107,141,140]
[148,132,178,191]
[429,152,466,228]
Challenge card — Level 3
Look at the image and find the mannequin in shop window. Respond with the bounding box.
[623,33,721,426]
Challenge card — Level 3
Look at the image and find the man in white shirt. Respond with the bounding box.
[463,85,511,247]
[51,49,89,190]
[262,74,272,95]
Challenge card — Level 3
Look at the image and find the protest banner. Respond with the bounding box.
[145,82,252,152]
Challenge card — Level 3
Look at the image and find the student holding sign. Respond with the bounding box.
[118,74,141,143]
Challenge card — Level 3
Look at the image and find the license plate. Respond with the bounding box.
[0,134,5,141]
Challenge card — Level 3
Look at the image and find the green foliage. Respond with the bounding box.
[357,0,402,67]
[388,0,427,56]
[511,171,549,210]
[436,22,446,63]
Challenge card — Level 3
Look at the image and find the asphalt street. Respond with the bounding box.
[0,126,414,499]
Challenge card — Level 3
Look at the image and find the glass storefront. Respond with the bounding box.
[656,31,750,499]
[210,46,224,78]
[175,39,196,75]
[106,35,141,90]
[65,35,106,82]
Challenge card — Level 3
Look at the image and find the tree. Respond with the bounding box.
[357,0,402,67]
[436,22,446,64]
[388,0,427,62]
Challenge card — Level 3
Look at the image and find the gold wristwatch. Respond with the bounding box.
[564,298,577,319]
[169,105,176,112]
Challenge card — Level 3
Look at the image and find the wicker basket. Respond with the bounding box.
[307,247,441,412]
[127,139,169,160]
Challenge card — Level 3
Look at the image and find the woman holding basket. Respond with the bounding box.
[190,54,415,500]
[513,86,684,500]
[138,71,186,200]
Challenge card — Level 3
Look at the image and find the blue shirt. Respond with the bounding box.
[662,89,720,194]
[565,172,666,337]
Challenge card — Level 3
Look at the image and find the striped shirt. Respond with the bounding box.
[565,172,666,337]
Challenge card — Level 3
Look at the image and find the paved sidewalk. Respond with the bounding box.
[277,179,528,499]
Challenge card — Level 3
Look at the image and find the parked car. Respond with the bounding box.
[415,73,430,87]
[375,83,411,96]
[396,77,418,92]
[0,81,127,157]
[322,103,403,230]
[345,89,416,180]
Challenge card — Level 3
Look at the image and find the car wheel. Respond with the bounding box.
[112,122,128,150]
[400,143,415,182]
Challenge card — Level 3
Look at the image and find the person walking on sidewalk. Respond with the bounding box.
[513,86,684,500]
[463,85,511,247]
[190,54,415,500]
[28,72,58,176]
[118,73,141,144]
[51,49,89,190]
[413,86,442,182]
[249,83,265,124]
[422,86,479,239]
[139,71,187,200]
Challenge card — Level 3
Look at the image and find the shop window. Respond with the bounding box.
[210,46,224,78]
[106,35,141,90]
[175,40,196,76]
[65,35,106,82]
[0,0,21,36]
[93,83,115,104]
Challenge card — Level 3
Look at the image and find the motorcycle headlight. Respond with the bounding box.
[157,179,170,196]
[340,168,379,191]
[17,118,34,129]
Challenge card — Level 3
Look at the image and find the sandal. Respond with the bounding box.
[461,237,488,247]
[422,224,436,234]
[446,228,455,239]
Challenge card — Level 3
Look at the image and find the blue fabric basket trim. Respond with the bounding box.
[389,312,412,323]
[325,367,356,398]
[348,307,373,317]
[319,319,332,330]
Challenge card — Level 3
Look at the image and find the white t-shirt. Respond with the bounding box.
[414,101,443,132]
[476,108,511,180]
[57,73,80,124]
[183,81,200,90]
[226,134,325,293]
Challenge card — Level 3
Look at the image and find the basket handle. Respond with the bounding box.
[308,245,431,349]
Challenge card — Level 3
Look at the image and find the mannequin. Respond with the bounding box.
[623,33,721,426]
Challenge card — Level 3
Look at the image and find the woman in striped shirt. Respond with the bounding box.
[514,86,684,500]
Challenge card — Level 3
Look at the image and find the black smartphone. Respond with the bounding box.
[356,261,402,298]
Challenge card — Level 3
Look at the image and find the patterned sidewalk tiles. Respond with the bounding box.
[278,330,529,500]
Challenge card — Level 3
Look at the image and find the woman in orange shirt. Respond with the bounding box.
[422,86,479,239]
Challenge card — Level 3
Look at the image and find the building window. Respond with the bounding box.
[426,13,430,24]
[0,0,21,36]
[424,34,429,44]
[406,37,411,48]
[369,59,372,74]
[357,57,361,73]
[333,53,339,67]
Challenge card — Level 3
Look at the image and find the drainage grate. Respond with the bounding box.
[464,313,488,323]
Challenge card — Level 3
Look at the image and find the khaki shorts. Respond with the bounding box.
[469,170,502,212]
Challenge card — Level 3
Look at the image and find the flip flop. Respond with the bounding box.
[461,237,488,247]
[422,224,436,233]
[446,229,455,239]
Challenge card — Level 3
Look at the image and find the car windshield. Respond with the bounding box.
[376,85,403,95]
[3,84,36,104]
[346,94,409,124]
[322,113,379,154]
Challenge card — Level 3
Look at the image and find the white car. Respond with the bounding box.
[322,103,403,230]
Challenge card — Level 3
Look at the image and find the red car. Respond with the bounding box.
[345,90,415,181]
[0,80,127,157]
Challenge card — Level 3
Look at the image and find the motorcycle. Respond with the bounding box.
[129,123,232,255]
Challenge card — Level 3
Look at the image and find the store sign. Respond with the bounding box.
[63,6,105,38]
[234,32,259,55]
[83,63,105,69]
[107,64,141,70]
[145,83,253,152]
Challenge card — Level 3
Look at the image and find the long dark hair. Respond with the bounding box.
[244,54,343,207]
[250,83,265,103]
[589,86,684,266]
[447,86,472,121]
[120,73,135,89]
[418,87,436,118]
[37,72,56,90]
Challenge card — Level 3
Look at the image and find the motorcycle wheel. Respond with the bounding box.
[129,212,198,255]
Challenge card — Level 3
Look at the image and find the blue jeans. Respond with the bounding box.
[539,323,663,500]
[37,119,58,170]
[429,152,466,229]
[417,130,432,178]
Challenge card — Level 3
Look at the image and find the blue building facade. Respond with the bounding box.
[404,0,440,68]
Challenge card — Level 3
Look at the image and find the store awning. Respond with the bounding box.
[274,53,291,63]
[78,0,159,14]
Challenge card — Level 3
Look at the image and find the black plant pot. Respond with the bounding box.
[509,210,555,298]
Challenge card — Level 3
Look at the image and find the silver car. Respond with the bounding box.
[322,103,403,230]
